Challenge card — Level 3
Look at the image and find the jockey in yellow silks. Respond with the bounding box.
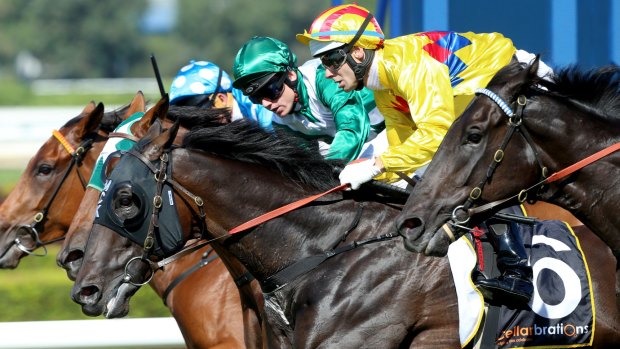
[297,3,553,307]
[297,4,552,187]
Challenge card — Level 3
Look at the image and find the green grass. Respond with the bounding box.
[0,168,24,197]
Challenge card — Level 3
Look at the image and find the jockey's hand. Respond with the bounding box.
[339,158,383,190]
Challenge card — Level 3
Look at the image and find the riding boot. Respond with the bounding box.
[474,222,533,307]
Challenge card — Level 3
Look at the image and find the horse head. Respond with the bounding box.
[57,96,234,282]
[396,59,551,256]
[68,102,239,318]
[397,56,620,259]
[0,102,112,268]
[57,94,167,280]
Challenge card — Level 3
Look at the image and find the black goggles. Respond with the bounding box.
[248,73,288,104]
[320,48,349,71]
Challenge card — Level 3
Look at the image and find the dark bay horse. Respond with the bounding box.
[396,59,620,263]
[60,99,258,349]
[84,119,620,347]
[82,120,460,348]
[394,59,620,331]
[0,94,144,268]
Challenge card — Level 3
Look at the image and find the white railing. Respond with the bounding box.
[0,318,186,348]
[31,78,160,96]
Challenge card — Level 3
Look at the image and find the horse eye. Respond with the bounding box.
[113,192,142,222]
[466,132,483,144]
[37,164,53,176]
[119,196,132,207]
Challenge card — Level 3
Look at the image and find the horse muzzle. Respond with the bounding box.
[396,215,427,253]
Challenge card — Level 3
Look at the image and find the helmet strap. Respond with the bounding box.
[206,67,224,108]
[283,67,302,110]
[346,49,374,90]
[341,12,375,90]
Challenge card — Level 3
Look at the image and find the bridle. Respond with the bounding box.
[447,88,546,235]
[114,147,210,286]
[10,130,94,257]
[445,86,620,241]
[115,146,258,312]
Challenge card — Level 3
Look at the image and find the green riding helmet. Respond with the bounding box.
[232,36,297,95]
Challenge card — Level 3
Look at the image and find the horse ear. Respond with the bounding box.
[527,55,541,80]
[143,119,163,142]
[124,91,146,118]
[132,94,169,138]
[75,102,105,139]
[81,101,97,115]
[142,121,178,161]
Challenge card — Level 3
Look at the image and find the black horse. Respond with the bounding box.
[83,119,462,348]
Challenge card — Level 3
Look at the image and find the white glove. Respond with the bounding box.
[339,159,383,190]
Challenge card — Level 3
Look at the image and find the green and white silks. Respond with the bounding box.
[87,112,144,191]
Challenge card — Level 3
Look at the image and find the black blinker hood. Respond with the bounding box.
[94,151,185,259]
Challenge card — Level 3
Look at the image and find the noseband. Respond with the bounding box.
[11,130,94,257]
[447,88,548,234]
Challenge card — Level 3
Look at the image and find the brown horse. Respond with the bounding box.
[59,98,259,349]
[0,95,143,268]
[85,118,620,348]
[395,59,620,263]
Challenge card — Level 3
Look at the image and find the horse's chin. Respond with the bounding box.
[424,229,451,256]
[0,246,24,269]
[104,282,139,319]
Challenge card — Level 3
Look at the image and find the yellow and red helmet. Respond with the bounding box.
[296,4,384,56]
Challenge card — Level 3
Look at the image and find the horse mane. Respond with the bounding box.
[167,106,232,128]
[180,118,343,191]
[60,104,130,133]
[539,65,620,118]
[488,61,620,119]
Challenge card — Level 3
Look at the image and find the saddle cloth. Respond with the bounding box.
[448,219,595,348]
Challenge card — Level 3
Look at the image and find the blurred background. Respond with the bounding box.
[0,0,617,346]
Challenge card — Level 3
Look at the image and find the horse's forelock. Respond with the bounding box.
[100,105,129,133]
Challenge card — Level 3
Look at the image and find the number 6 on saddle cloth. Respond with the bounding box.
[94,149,185,258]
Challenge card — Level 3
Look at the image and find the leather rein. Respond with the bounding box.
[443,88,620,240]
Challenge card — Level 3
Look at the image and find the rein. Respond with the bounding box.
[228,183,402,294]
[161,247,219,306]
[12,130,94,256]
[229,184,349,234]
[446,88,620,239]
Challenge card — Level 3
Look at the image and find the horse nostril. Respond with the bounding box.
[73,285,101,306]
[65,249,84,264]
[399,216,423,233]
[397,216,424,241]
[402,217,422,230]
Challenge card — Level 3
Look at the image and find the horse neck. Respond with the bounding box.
[527,95,620,256]
[172,149,401,284]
